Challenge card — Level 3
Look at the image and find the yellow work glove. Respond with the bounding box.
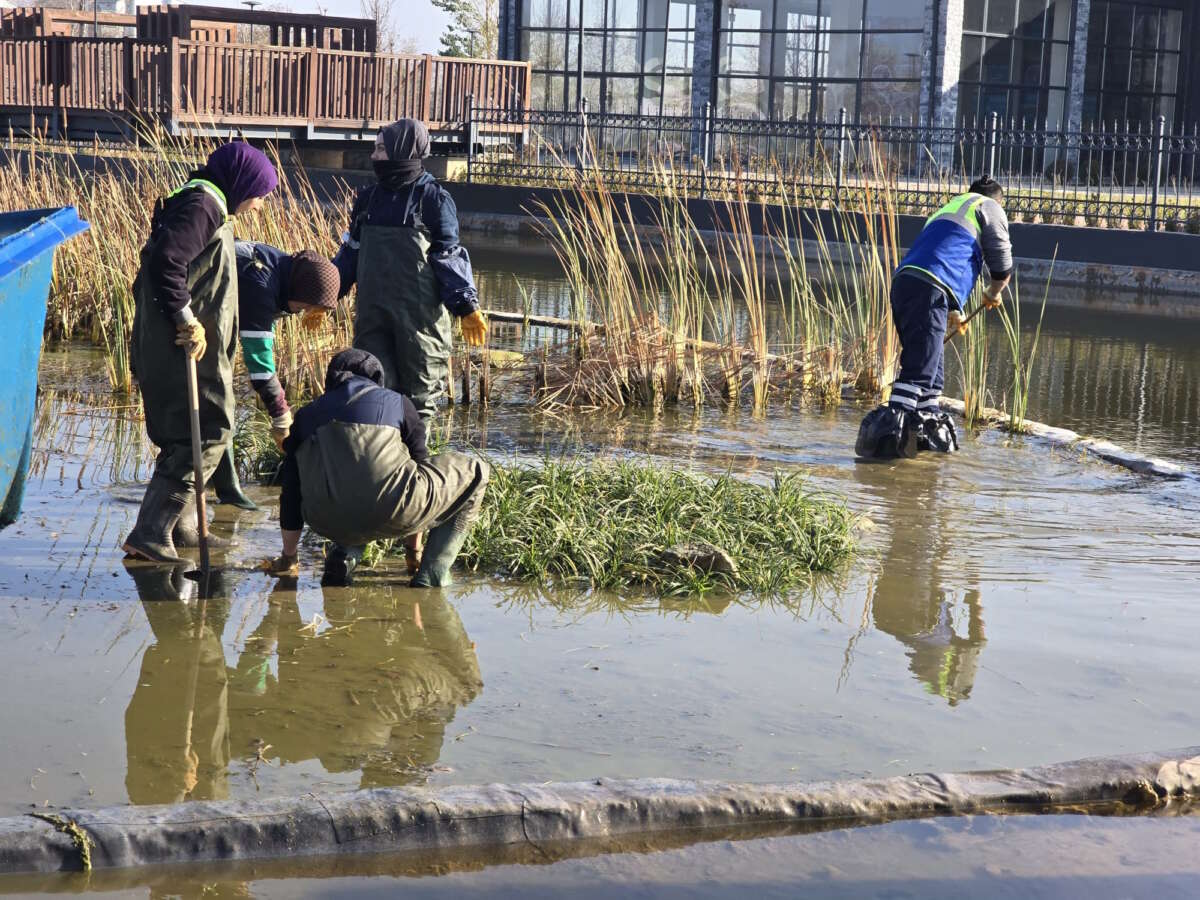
[460,309,488,347]
[947,309,967,338]
[175,320,207,360]
[982,286,1004,309]
[301,307,328,332]
[270,414,291,452]
[259,554,299,577]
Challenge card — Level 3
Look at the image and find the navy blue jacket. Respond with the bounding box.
[235,241,293,421]
[331,171,479,316]
[278,375,427,532]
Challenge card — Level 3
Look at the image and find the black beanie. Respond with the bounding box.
[325,348,385,391]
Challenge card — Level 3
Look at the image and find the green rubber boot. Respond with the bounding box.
[172,493,236,550]
[410,459,489,588]
[212,444,258,510]
[122,472,189,564]
[409,518,469,587]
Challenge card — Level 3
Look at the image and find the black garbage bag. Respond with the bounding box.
[855,405,919,460]
[915,410,960,453]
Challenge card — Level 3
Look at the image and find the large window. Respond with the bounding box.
[716,0,926,121]
[519,0,696,114]
[957,0,1073,128]
[1082,1,1183,125]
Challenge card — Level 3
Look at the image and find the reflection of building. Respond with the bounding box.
[497,0,1198,128]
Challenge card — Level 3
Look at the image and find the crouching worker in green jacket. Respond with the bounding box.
[264,349,489,587]
[123,142,278,563]
[210,241,342,510]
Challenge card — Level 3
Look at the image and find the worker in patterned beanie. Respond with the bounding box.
[203,243,341,515]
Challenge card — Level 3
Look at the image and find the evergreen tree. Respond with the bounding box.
[431,0,498,59]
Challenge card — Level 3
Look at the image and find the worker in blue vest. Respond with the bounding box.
[856,176,1013,459]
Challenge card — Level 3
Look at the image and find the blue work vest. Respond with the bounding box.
[896,193,987,308]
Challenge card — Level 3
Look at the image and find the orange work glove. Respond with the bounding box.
[947,309,968,337]
[259,554,299,577]
[301,307,328,332]
[460,309,488,347]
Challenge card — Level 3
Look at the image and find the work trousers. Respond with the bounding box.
[888,273,950,413]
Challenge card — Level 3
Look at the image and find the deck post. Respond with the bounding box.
[168,35,180,132]
[421,54,432,122]
[307,45,319,125]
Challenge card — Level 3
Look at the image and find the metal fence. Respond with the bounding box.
[465,102,1200,233]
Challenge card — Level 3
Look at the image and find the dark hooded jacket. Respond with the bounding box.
[278,349,427,534]
[331,119,478,317]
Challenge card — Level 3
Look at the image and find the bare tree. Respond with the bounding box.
[360,0,400,53]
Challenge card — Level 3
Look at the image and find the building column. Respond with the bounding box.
[497,0,519,61]
[689,0,717,120]
[920,0,963,142]
[1065,0,1091,131]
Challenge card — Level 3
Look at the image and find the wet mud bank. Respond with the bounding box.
[2,748,1198,876]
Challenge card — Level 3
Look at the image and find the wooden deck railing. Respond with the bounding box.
[0,35,529,136]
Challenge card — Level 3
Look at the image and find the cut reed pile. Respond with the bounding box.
[1,127,352,397]
[460,458,856,596]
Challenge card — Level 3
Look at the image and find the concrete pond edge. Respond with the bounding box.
[936,397,1191,479]
[1,747,1198,876]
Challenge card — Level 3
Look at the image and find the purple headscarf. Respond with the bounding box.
[203,142,278,212]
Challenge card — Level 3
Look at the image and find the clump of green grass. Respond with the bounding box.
[459,459,855,596]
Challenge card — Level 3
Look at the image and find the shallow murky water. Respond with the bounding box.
[4,811,1200,898]
[2,254,1200,892]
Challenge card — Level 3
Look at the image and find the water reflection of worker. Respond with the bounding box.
[859,471,986,705]
[227,581,481,786]
[122,565,231,803]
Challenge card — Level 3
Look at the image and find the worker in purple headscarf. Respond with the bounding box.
[124,141,278,564]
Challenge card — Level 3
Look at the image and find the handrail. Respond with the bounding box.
[0,35,530,133]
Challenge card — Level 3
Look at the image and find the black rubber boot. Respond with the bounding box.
[172,494,236,550]
[122,559,191,602]
[212,444,258,510]
[321,544,363,587]
[855,405,919,460]
[122,472,190,564]
[915,410,960,453]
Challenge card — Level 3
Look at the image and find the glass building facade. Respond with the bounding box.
[716,0,926,121]
[520,0,700,114]
[957,0,1073,127]
[1082,1,1184,124]
[499,0,1198,127]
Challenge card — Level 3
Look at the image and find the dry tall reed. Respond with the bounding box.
[1,125,350,396]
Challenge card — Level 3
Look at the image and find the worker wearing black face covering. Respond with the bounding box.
[332,118,488,421]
